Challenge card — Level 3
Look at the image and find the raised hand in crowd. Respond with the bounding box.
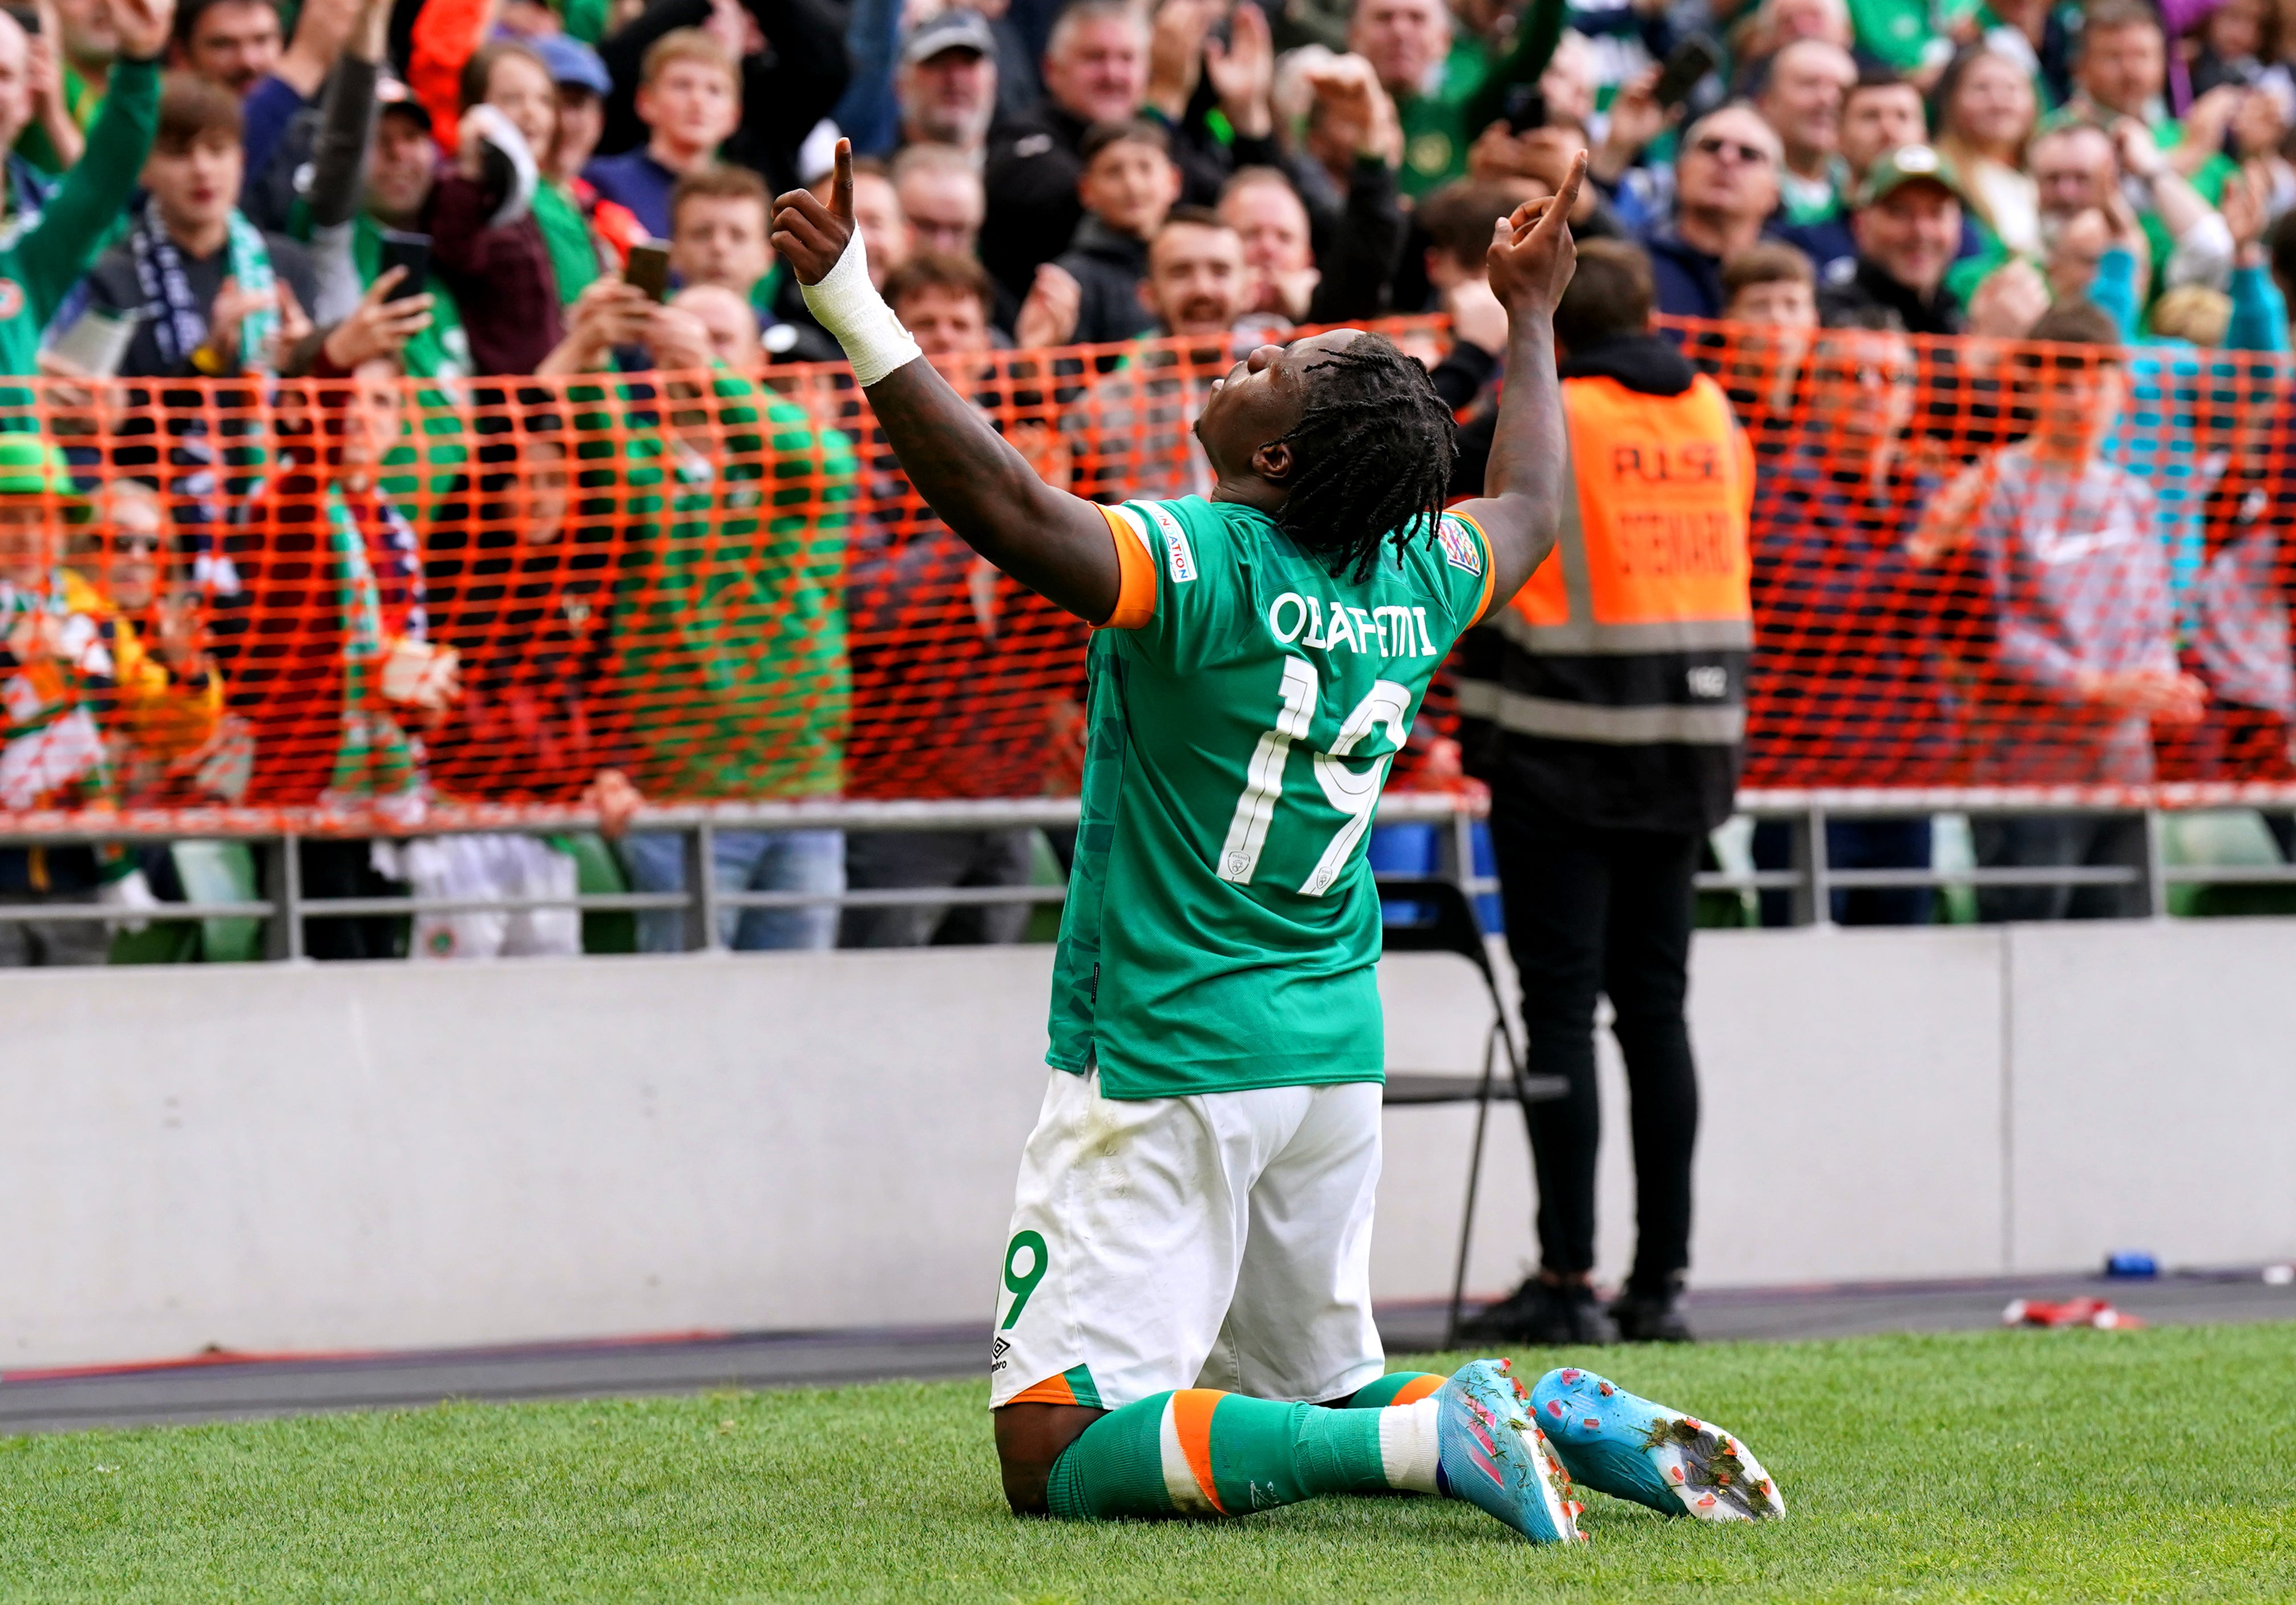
[496,0,564,39]
[2221,168,2267,264]
[2074,666,2208,723]
[535,276,657,375]
[2169,84,2242,179]
[1304,52,1401,168]
[2111,115,2170,185]
[3,607,67,667]
[1907,459,1994,564]
[201,276,271,372]
[34,347,98,418]
[644,302,717,374]
[1469,120,1539,184]
[108,0,181,60]
[1013,261,1082,350]
[1144,0,1218,122]
[1966,257,2050,341]
[1442,270,1507,355]
[26,0,80,171]
[151,591,205,672]
[701,0,765,62]
[2045,207,2111,304]
[585,768,644,840]
[382,635,462,717]
[1254,253,1321,324]
[2109,115,2228,282]
[320,269,436,371]
[1202,1,1276,140]
[272,279,315,372]
[1591,68,1672,185]
[272,0,364,98]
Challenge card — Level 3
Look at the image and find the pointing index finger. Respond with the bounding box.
[1537,150,1588,236]
[831,137,854,226]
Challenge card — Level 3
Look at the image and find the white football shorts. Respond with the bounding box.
[988,1067,1387,1411]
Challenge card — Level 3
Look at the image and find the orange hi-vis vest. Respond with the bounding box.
[1461,370,1756,748]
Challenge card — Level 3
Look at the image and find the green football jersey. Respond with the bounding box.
[1048,495,1498,1100]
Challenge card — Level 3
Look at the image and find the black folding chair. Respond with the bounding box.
[1376,876,1567,1347]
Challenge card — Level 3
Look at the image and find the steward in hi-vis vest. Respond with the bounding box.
[1455,316,1755,831]
[1453,238,1753,1354]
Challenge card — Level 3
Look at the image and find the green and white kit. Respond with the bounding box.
[993,494,1496,1410]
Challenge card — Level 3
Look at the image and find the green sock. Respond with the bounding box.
[1341,1372,1445,1409]
[1044,1387,1444,1520]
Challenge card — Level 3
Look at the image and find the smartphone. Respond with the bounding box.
[1505,83,1549,134]
[623,240,672,304]
[375,229,430,301]
[1651,34,1723,111]
[6,5,38,34]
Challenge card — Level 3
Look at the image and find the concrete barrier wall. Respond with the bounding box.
[5,920,2293,1369]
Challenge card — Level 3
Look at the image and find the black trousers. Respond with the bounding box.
[1491,790,1701,1295]
[296,839,407,961]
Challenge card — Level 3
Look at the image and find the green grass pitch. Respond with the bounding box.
[2,1325,2291,1602]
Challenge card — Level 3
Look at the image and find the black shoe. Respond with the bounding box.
[1456,1277,1614,1345]
[1609,1287,1695,1343]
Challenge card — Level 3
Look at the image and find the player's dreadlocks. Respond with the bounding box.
[1272,334,1460,583]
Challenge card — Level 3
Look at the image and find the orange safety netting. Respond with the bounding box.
[1668,316,2296,799]
[3,313,2296,839]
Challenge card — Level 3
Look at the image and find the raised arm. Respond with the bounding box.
[1450,151,1586,616]
[771,142,1120,625]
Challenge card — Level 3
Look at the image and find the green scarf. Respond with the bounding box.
[322,485,420,801]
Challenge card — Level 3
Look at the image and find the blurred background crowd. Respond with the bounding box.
[7,0,2296,964]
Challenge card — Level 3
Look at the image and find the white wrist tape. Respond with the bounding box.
[800,229,921,387]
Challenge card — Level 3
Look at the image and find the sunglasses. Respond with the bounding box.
[1691,136,1774,166]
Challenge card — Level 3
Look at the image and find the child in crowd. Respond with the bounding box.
[667,163,838,361]
[430,40,568,374]
[1022,119,1182,348]
[584,29,740,240]
[1722,241,1818,327]
[80,72,318,381]
[1720,242,1821,458]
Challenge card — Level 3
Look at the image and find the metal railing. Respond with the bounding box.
[5,788,2296,957]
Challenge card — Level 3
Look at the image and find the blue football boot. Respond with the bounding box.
[1434,1359,1586,1543]
[1527,1367,1782,1521]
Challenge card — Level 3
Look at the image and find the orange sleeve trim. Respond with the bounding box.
[1008,1373,1081,1406]
[1450,510,1499,625]
[1098,502,1157,630]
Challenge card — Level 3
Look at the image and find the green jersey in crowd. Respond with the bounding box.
[1048,496,1497,1099]
[608,371,856,802]
[351,214,472,379]
[0,56,157,378]
[532,179,605,309]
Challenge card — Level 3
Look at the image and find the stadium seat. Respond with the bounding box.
[1376,875,1567,1347]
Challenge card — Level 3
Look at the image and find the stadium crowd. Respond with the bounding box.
[4,0,2296,961]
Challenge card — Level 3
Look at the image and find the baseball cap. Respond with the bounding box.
[900,9,996,67]
[1856,144,1968,209]
[374,75,434,133]
[0,438,91,523]
[536,34,613,98]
